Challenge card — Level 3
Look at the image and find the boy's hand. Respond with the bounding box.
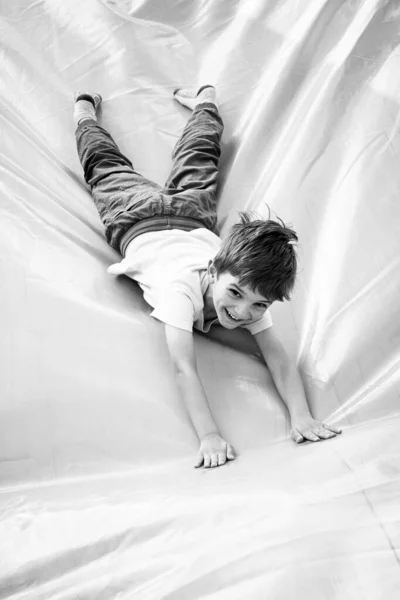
[195,433,236,468]
[290,413,342,443]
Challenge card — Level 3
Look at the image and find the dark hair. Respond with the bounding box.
[213,212,298,302]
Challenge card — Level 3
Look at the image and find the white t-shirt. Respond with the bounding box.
[108,228,273,334]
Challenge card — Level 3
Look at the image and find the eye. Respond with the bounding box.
[230,289,240,297]
[255,303,268,309]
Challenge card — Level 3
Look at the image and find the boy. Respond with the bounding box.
[74,86,341,469]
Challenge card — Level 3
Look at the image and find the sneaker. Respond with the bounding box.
[74,92,102,110]
[173,85,216,110]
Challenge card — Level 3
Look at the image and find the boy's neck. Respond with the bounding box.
[203,280,217,320]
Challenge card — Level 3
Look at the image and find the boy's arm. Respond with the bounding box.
[165,324,236,467]
[254,327,342,443]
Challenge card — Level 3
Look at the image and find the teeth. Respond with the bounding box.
[226,309,238,320]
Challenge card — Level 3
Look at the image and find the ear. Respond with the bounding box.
[208,259,217,279]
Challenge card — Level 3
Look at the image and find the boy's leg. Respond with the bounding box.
[164,86,223,198]
[74,93,159,189]
[74,93,162,250]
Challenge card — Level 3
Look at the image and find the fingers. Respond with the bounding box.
[203,455,212,469]
[227,445,236,461]
[322,423,342,434]
[194,453,204,468]
[291,428,304,444]
[218,453,227,466]
[195,453,214,469]
[205,453,227,468]
[302,430,321,442]
[315,429,335,440]
[195,448,237,469]
[313,423,342,440]
[210,455,219,468]
[199,454,214,469]
[293,424,343,444]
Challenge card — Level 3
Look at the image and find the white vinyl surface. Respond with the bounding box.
[1,0,400,598]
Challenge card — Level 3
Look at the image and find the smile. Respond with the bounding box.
[225,308,240,321]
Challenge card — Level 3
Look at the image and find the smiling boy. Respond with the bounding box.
[74,86,341,469]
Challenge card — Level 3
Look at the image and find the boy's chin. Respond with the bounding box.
[219,312,241,329]
[221,322,239,330]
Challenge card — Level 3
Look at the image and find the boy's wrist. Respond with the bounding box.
[200,431,221,441]
[289,408,312,419]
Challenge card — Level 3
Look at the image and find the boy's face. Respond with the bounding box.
[209,267,271,329]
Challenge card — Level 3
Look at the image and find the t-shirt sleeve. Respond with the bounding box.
[243,310,273,335]
[150,290,195,332]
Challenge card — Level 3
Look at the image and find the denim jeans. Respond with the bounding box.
[75,103,223,255]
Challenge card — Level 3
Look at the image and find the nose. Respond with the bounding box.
[235,304,252,320]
